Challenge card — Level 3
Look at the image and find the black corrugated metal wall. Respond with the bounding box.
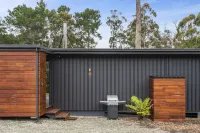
[49,55,200,112]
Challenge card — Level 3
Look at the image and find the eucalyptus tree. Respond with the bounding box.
[127,3,160,48]
[175,13,200,48]
[135,0,142,48]
[106,10,128,49]
[47,5,75,48]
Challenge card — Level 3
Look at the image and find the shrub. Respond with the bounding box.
[125,96,152,120]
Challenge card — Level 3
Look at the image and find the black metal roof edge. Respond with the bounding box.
[149,76,185,78]
[0,44,50,53]
[0,44,41,49]
[49,51,200,55]
[50,48,200,52]
[49,48,200,55]
[1,44,200,55]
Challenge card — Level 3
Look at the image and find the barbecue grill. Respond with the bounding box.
[100,95,126,119]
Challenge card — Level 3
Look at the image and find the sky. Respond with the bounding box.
[0,0,199,48]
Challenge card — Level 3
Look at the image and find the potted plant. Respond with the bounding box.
[125,96,152,120]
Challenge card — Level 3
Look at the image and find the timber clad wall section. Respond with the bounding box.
[39,52,46,116]
[0,51,46,117]
[150,78,186,122]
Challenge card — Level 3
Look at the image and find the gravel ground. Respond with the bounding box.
[0,117,168,133]
[123,117,200,133]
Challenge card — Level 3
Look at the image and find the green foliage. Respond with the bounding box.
[0,0,199,49]
[1,0,102,48]
[160,29,175,48]
[74,8,102,48]
[175,13,200,48]
[106,10,128,48]
[47,5,75,48]
[125,96,152,117]
[0,18,20,44]
[127,3,161,48]
[0,34,19,44]
[3,1,49,46]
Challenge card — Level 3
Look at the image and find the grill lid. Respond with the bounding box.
[100,95,126,105]
[107,95,118,101]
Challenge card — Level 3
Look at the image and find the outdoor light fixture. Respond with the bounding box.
[88,68,92,75]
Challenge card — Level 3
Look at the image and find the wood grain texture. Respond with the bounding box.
[38,52,46,116]
[0,52,46,117]
[150,78,186,122]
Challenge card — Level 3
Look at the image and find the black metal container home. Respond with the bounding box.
[48,48,200,114]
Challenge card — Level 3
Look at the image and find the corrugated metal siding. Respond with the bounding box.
[49,55,200,112]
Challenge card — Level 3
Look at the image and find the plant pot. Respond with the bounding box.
[138,116,144,120]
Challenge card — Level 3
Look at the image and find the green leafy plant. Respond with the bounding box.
[125,96,152,120]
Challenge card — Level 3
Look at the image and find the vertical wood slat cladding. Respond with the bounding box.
[150,78,186,122]
[38,52,46,116]
[0,52,46,117]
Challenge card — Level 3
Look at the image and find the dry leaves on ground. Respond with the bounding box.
[122,116,200,133]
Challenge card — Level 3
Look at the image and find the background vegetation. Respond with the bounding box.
[0,0,199,48]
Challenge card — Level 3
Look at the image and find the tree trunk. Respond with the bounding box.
[135,0,141,48]
[63,23,68,48]
[88,32,90,49]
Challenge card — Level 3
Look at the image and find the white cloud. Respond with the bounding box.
[155,3,200,32]
[157,4,200,18]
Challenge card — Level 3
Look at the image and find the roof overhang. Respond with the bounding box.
[49,48,200,55]
[1,44,200,57]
